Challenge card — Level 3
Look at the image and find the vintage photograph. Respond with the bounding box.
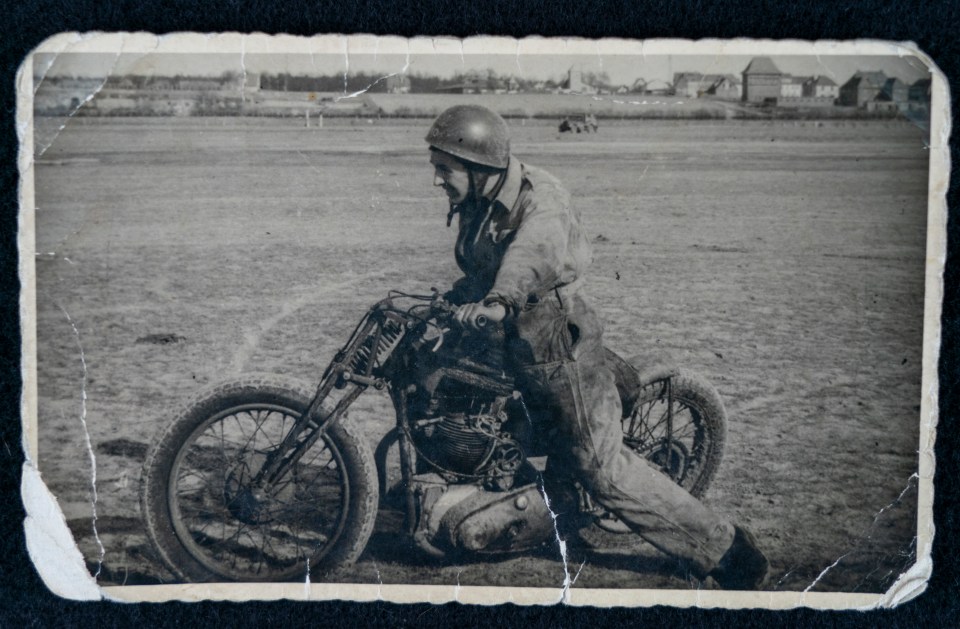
[21,35,942,606]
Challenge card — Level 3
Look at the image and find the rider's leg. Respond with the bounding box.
[521,350,736,577]
[512,294,767,586]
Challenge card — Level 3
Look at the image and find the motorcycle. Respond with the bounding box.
[140,290,727,582]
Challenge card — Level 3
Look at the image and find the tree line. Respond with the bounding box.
[54,68,622,93]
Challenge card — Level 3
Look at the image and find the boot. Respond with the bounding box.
[708,525,770,590]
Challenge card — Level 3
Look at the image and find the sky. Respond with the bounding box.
[32,51,931,87]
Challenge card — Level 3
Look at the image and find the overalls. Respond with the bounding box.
[446,158,736,575]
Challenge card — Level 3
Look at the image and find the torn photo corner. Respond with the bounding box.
[17,32,947,608]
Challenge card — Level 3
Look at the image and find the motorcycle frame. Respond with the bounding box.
[249,292,683,539]
[249,296,408,493]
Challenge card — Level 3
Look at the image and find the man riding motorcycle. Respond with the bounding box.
[425,104,769,589]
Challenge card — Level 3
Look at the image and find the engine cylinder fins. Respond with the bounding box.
[427,415,497,474]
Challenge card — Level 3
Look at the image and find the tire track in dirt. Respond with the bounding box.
[228,275,386,372]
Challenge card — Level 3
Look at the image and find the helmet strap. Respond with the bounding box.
[470,161,509,205]
[468,170,490,203]
[445,159,509,228]
[484,163,509,203]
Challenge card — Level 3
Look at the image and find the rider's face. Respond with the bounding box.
[430,150,471,205]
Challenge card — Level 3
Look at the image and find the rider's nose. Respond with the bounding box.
[433,172,444,187]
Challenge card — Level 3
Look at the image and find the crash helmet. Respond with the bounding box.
[425,105,510,170]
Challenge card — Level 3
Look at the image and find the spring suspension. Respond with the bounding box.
[347,317,405,376]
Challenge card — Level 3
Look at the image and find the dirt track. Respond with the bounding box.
[33,116,928,592]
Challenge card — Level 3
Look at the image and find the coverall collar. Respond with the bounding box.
[481,156,524,215]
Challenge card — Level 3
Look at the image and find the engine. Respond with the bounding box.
[403,354,558,558]
[408,370,526,492]
[406,378,553,557]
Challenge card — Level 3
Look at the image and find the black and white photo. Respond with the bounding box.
[18,35,945,607]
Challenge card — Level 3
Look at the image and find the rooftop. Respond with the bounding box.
[806,75,838,86]
[846,71,888,88]
[743,57,782,75]
[703,73,741,85]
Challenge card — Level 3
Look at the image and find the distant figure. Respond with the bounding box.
[560,114,596,134]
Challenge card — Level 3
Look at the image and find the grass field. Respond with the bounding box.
[33,115,929,592]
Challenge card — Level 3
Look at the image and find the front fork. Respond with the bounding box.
[379,386,432,539]
[250,313,390,494]
[251,375,365,493]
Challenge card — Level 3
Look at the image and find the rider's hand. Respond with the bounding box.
[454,301,506,330]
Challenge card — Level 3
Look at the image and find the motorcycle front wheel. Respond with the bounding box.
[140,374,378,582]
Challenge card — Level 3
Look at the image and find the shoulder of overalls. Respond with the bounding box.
[519,163,571,210]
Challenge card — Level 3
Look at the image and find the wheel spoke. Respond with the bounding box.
[619,380,716,492]
[169,402,350,580]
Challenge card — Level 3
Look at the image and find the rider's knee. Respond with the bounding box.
[576,460,622,501]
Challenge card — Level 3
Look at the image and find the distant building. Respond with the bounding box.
[507,77,521,93]
[436,83,474,94]
[701,74,742,100]
[673,72,703,98]
[244,73,262,92]
[802,75,838,100]
[561,66,597,94]
[385,74,411,94]
[435,72,513,94]
[779,75,807,98]
[909,78,931,102]
[905,78,932,117]
[489,77,508,94]
[742,57,782,103]
[641,79,673,95]
[437,72,485,94]
[145,78,173,91]
[565,66,584,92]
[880,77,908,103]
[838,71,887,107]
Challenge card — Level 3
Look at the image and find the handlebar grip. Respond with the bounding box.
[475,315,487,328]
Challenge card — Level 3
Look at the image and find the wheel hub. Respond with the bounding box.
[224,468,281,525]
[647,439,690,482]
[226,486,269,523]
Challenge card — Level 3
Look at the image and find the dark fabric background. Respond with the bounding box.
[2,1,957,626]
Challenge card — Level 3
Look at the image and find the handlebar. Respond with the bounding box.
[385,290,496,353]
[426,294,490,330]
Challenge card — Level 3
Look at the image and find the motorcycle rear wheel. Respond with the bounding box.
[578,367,727,548]
[141,374,378,582]
[623,367,726,498]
